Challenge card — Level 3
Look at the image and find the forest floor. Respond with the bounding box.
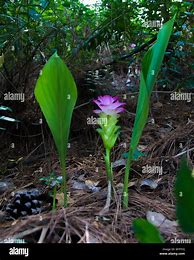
[0,89,193,243]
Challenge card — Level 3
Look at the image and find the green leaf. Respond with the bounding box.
[175,158,194,233]
[122,148,146,160]
[130,73,149,152]
[183,78,194,89]
[97,114,120,150]
[123,16,176,208]
[133,218,164,243]
[131,15,176,152]
[34,52,77,207]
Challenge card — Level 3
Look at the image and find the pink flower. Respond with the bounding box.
[93,95,125,116]
[129,43,136,49]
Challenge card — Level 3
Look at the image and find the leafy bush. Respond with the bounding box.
[1,1,192,94]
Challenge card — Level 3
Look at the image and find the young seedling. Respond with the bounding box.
[40,171,63,210]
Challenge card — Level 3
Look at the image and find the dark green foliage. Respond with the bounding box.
[133,218,164,243]
[122,148,146,160]
[0,0,192,93]
[175,158,194,233]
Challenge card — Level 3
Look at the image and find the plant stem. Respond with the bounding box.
[60,156,67,208]
[52,185,57,211]
[99,180,112,215]
[102,148,113,212]
[104,148,112,183]
[123,148,133,209]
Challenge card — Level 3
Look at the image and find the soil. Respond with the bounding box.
[0,83,193,243]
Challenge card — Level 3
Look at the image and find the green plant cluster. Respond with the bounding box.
[34,16,175,208]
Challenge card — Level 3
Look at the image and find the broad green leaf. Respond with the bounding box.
[34,52,77,207]
[133,218,164,243]
[175,158,194,233]
[34,52,77,160]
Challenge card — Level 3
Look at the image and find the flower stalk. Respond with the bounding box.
[93,95,125,213]
[104,148,112,182]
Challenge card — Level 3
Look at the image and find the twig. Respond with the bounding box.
[173,147,194,158]
[23,142,44,162]
[13,182,34,193]
[98,180,112,216]
[12,226,43,240]
[74,99,93,110]
[85,224,90,243]
[38,227,49,243]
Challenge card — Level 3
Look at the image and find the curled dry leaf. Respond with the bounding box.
[112,159,126,168]
[85,180,100,192]
[72,180,87,190]
[72,179,100,193]
[0,181,14,195]
[140,178,162,190]
[146,211,178,235]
